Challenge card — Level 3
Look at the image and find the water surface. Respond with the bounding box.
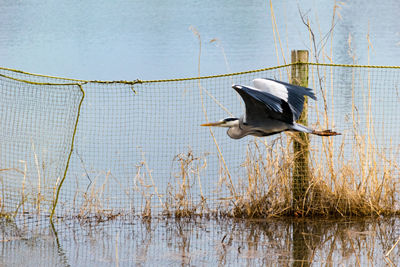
[1,217,399,266]
[0,0,399,80]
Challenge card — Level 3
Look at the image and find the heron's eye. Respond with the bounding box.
[224,118,237,122]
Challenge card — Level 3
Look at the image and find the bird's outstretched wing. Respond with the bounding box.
[232,84,293,124]
[253,78,317,120]
[253,78,316,121]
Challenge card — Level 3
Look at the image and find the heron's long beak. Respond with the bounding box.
[200,121,223,127]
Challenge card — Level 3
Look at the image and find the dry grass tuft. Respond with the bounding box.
[165,149,208,218]
[232,138,293,218]
[229,126,399,218]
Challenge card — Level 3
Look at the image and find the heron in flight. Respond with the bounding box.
[201,78,340,139]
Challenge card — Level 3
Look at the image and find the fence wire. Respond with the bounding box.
[0,64,399,219]
[0,73,83,217]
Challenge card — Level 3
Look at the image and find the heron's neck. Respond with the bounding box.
[226,119,246,139]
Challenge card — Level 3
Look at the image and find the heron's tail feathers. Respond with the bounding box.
[290,123,313,134]
[291,123,341,136]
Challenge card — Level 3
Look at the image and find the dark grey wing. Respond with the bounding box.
[232,85,293,124]
[262,78,316,121]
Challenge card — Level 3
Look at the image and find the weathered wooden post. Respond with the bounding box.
[291,50,310,212]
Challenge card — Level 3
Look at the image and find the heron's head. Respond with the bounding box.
[201,118,239,128]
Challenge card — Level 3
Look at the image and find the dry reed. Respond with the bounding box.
[226,1,399,219]
[165,149,208,218]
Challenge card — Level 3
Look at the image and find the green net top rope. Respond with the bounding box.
[2,62,400,85]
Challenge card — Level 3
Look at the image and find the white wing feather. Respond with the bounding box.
[253,78,288,102]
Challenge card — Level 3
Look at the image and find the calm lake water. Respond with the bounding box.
[2,216,400,266]
[1,0,400,266]
[1,0,399,81]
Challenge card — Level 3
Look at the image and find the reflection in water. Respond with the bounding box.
[1,217,399,266]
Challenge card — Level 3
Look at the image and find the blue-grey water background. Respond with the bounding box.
[1,0,399,81]
[1,0,400,266]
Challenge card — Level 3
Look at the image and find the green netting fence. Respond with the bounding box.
[0,63,399,219]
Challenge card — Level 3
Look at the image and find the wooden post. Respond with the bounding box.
[291,50,310,212]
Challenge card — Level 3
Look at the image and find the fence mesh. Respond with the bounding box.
[0,64,399,218]
[0,73,83,216]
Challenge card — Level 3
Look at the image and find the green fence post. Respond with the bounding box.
[291,50,310,212]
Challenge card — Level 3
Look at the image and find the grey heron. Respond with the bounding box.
[201,78,340,139]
